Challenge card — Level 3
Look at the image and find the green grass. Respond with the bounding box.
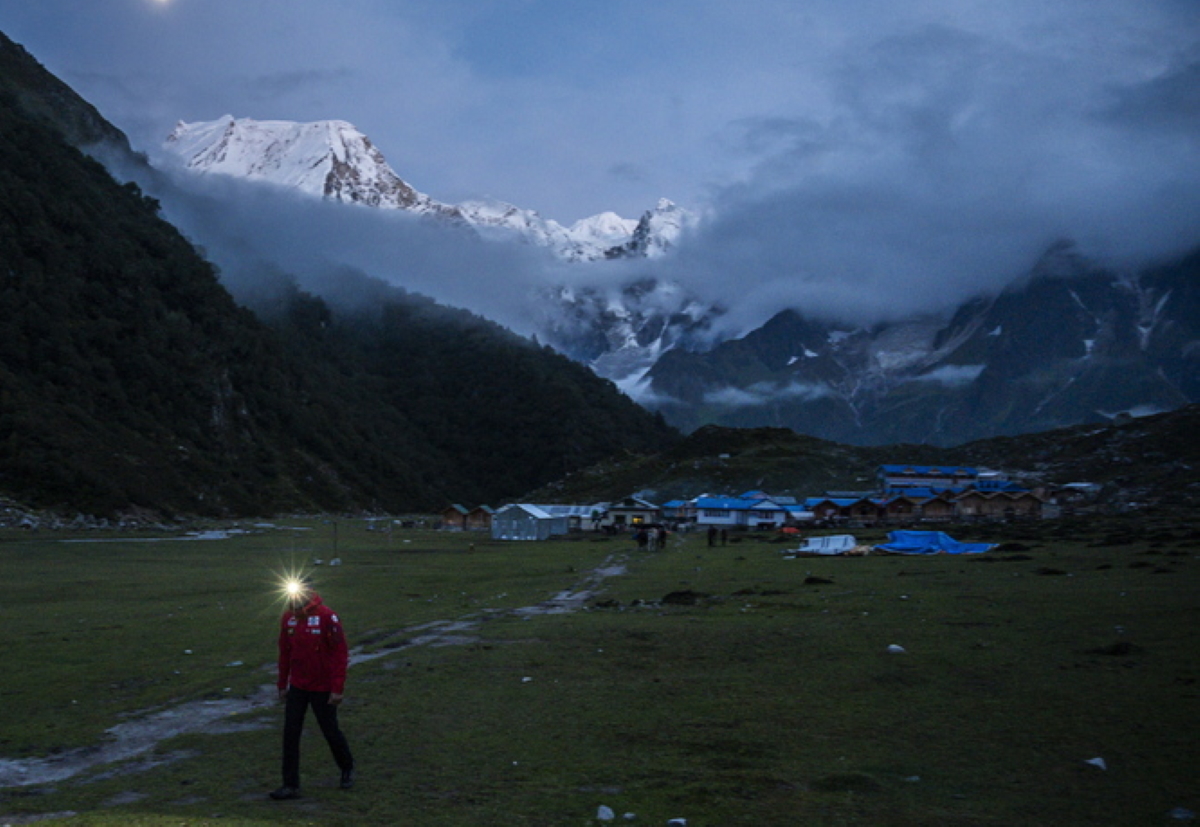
[0,517,1196,825]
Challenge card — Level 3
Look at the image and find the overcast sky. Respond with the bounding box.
[2,0,1198,333]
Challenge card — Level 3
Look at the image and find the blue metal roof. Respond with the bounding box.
[694,496,781,510]
[886,487,948,500]
[803,497,863,508]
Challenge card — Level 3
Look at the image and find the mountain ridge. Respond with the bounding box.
[164,115,695,262]
[640,242,1198,445]
[158,113,1198,448]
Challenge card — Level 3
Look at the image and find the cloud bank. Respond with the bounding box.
[5,0,1196,339]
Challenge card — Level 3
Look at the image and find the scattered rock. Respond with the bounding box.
[887,644,907,654]
[803,576,834,585]
[662,590,707,606]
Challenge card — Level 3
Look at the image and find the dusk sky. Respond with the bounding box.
[2,0,1197,333]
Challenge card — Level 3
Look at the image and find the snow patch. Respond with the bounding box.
[910,365,985,386]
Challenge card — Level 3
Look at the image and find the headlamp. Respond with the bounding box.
[279,572,312,605]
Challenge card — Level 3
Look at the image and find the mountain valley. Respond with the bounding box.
[159,114,1199,449]
[1,27,1197,521]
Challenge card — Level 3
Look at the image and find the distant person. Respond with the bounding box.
[707,526,717,547]
[271,576,355,800]
[635,527,648,550]
[720,528,728,546]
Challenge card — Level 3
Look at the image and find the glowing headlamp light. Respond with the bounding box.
[280,574,311,604]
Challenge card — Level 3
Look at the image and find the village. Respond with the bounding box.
[437,464,1059,541]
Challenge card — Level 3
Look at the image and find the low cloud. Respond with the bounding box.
[44,0,1197,352]
[652,17,1200,337]
[128,161,570,337]
[704,381,833,408]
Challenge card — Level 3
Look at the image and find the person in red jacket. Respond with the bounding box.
[270,576,355,800]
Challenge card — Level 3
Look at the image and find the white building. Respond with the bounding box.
[490,504,569,541]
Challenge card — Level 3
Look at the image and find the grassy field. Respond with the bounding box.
[0,515,1196,826]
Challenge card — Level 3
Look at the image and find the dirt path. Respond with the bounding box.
[0,554,628,789]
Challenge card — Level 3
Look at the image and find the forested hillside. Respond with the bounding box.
[0,32,677,517]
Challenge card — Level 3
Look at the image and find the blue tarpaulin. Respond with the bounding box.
[874,530,995,555]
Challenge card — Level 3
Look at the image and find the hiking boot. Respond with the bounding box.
[269,786,301,800]
[340,767,356,789]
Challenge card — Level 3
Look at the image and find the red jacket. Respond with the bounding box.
[277,592,348,694]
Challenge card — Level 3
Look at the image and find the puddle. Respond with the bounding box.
[0,555,628,788]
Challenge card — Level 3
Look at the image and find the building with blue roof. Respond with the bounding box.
[879,465,980,492]
[689,495,790,528]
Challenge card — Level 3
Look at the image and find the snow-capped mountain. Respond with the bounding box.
[533,277,724,393]
[642,243,1200,445]
[164,115,693,262]
[159,119,1198,447]
[604,198,692,260]
[164,116,449,214]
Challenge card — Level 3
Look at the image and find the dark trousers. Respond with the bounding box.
[282,688,354,788]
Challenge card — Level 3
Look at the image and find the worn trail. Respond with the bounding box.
[0,554,628,788]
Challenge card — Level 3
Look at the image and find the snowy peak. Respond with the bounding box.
[163,115,691,261]
[570,211,639,252]
[165,115,438,212]
[606,198,691,259]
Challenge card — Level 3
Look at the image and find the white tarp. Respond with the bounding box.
[794,534,857,555]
